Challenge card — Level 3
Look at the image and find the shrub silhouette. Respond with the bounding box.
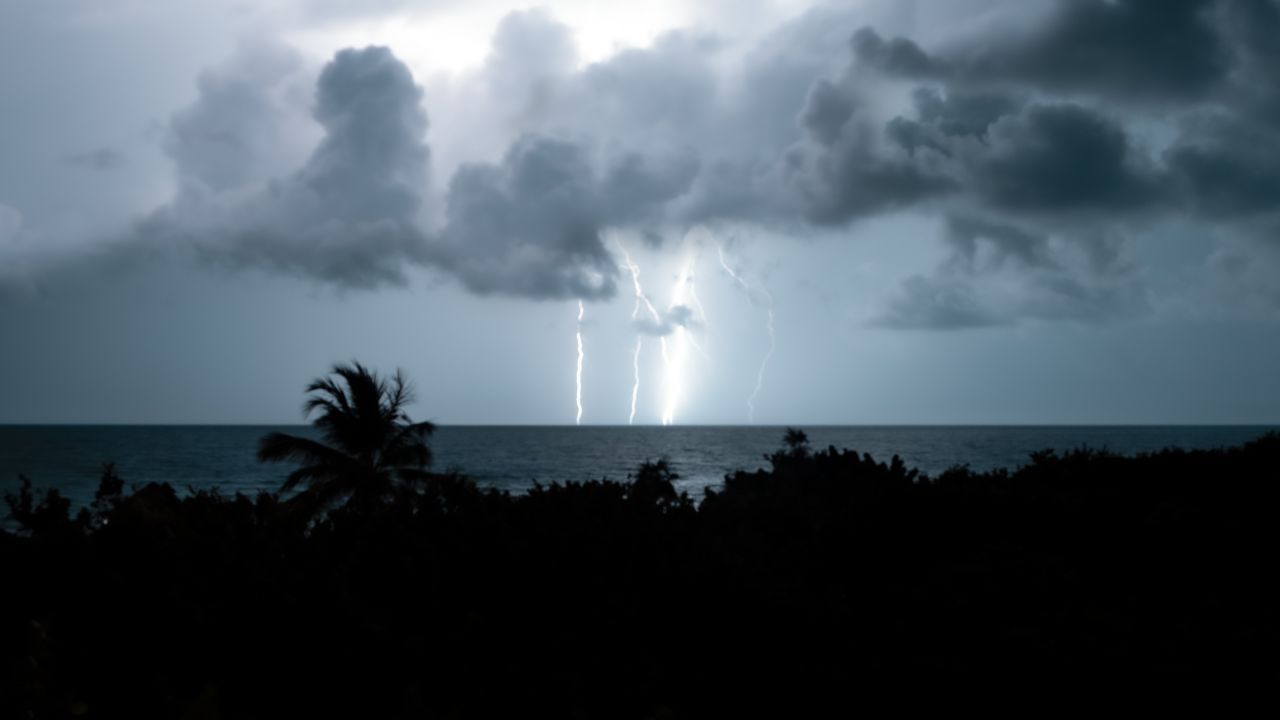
[257,361,435,517]
[3,424,1280,717]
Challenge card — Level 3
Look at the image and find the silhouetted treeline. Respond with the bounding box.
[3,432,1279,717]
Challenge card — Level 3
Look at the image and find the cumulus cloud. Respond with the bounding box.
[427,135,696,300]
[966,103,1160,216]
[777,33,1166,231]
[836,0,1278,230]
[482,8,578,128]
[781,79,956,225]
[17,0,1280,323]
[1165,114,1280,221]
[144,45,430,288]
[165,41,316,193]
[130,20,716,301]
[852,0,1231,101]
[791,0,1280,324]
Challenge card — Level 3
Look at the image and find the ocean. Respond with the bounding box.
[1,425,1275,509]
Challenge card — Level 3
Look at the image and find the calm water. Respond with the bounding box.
[1,425,1275,508]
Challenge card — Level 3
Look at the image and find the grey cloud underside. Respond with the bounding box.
[139,0,1280,319]
[852,0,1231,101]
[876,215,1145,330]
[429,135,697,300]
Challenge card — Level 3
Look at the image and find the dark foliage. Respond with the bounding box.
[4,432,1280,717]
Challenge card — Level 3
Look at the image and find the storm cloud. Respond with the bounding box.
[851,0,1231,102]
[144,45,430,288]
[6,0,1280,425]
[11,0,1280,315]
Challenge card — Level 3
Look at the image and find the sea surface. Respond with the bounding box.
[1,425,1275,509]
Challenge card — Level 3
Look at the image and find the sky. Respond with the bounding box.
[1,0,1279,425]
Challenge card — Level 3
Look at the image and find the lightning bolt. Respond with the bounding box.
[661,253,699,426]
[629,336,642,425]
[575,299,585,425]
[717,242,776,424]
[616,240,664,425]
[617,236,711,426]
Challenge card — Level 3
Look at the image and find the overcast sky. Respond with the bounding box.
[2,0,1279,425]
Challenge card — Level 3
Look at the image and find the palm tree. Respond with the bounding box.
[258,362,435,513]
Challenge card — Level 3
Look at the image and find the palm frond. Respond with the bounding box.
[304,377,353,416]
[259,361,437,518]
[258,432,354,468]
[281,464,342,494]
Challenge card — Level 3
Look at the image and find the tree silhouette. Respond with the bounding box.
[257,362,434,514]
[783,427,810,457]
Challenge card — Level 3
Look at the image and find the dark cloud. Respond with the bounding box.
[145,45,430,289]
[429,135,697,300]
[766,32,1160,233]
[850,27,940,78]
[782,80,956,226]
[42,2,1280,321]
[853,0,1231,101]
[1219,0,1280,123]
[429,137,615,299]
[841,0,1280,255]
[600,151,700,225]
[137,18,715,301]
[968,103,1160,216]
[299,45,428,222]
[779,90,1158,230]
[982,0,1230,100]
[1165,115,1280,220]
[902,87,1023,143]
[798,79,857,147]
[838,0,1279,330]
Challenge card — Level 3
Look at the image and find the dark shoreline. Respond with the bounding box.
[5,424,1276,508]
[4,431,1279,716]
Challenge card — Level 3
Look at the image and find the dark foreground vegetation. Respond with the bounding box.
[3,367,1278,717]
